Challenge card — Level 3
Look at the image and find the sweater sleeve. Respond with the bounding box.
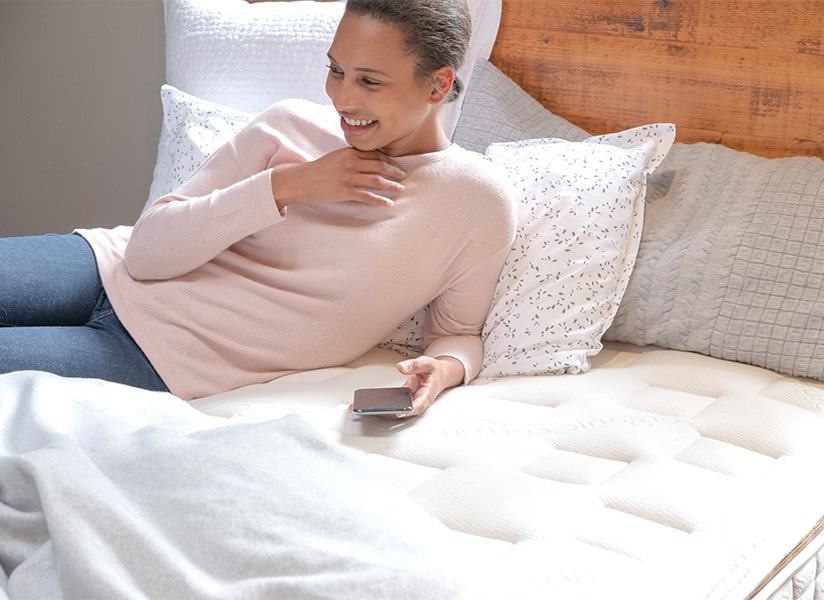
[124,118,287,280]
[124,100,343,281]
[423,240,514,383]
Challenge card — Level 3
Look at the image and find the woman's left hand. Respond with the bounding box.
[394,355,465,418]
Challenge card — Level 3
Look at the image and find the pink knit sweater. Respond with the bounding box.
[78,100,517,399]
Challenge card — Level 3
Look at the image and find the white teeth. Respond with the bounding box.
[343,116,376,127]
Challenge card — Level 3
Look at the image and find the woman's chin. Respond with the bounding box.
[346,138,380,152]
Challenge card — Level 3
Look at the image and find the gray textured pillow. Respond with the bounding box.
[604,142,824,382]
[452,59,590,152]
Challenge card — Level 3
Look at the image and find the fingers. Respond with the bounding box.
[394,358,437,418]
[347,152,406,206]
[317,148,406,207]
[397,357,427,376]
[354,150,407,183]
[348,172,405,207]
[395,359,418,382]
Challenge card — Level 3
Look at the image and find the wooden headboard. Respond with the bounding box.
[489,0,824,159]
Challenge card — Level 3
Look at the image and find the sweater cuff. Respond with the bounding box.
[255,168,288,222]
[424,335,483,384]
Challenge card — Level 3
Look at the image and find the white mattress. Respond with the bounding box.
[191,342,824,600]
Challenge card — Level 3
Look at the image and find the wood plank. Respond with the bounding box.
[494,0,824,51]
[491,0,824,158]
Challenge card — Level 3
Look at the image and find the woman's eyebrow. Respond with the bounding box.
[327,53,391,78]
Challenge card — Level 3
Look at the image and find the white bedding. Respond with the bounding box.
[0,372,470,599]
[4,342,824,599]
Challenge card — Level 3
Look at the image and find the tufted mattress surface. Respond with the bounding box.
[191,342,824,599]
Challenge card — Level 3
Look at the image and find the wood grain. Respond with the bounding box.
[490,0,824,158]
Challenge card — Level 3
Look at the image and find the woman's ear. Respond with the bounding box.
[429,66,455,104]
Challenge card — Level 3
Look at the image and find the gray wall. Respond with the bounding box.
[0,0,165,237]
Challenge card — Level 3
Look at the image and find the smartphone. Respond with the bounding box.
[352,387,414,416]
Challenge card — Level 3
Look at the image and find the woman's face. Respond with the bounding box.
[325,11,451,157]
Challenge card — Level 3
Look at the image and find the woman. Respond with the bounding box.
[0,0,517,417]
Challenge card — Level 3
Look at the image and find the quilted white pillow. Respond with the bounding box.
[164,0,345,112]
[480,124,675,378]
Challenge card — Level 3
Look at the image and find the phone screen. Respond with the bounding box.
[352,387,414,415]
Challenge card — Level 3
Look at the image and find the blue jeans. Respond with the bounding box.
[0,233,168,392]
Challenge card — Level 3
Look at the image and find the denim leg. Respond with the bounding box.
[0,233,101,326]
[0,233,169,392]
[0,291,169,392]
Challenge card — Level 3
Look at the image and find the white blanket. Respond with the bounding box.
[0,371,466,599]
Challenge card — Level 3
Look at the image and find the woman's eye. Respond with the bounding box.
[326,64,381,88]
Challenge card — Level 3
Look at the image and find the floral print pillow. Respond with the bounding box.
[144,85,256,213]
[480,124,675,377]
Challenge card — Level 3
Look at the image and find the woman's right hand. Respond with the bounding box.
[270,147,407,210]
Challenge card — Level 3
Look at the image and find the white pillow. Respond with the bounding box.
[480,124,676,378]
[164,0,345,112]
[144,85,257,212]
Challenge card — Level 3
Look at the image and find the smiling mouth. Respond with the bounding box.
[342,115,376,127]
[340,114,379,137]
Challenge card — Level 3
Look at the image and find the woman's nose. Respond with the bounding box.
[327,76,358,111]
